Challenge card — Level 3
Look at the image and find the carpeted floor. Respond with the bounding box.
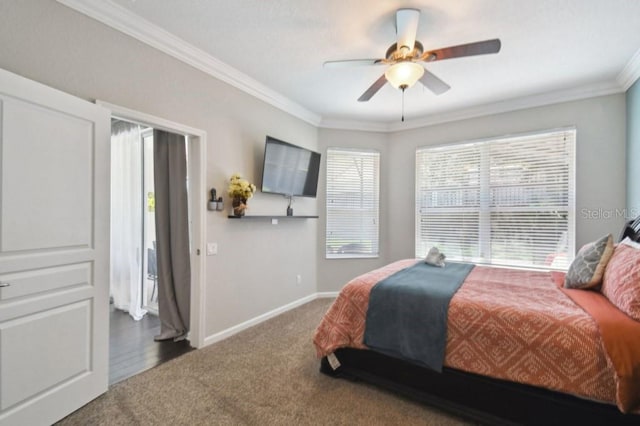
[57,298,473,425]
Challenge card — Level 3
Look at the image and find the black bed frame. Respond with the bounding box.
[321,348,639,425]
[320,218,640,426]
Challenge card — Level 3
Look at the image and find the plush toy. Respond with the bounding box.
[425,246,446,267]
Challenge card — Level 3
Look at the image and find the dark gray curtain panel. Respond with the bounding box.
[153,129,191,341]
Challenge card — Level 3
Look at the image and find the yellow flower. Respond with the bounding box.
[227,173,256,200]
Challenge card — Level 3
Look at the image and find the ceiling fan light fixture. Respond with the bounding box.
[385,62,424,89]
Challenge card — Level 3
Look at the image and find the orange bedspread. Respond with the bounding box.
[562,286,640,412]
[314,259,630,411]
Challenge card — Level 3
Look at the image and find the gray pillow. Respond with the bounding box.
[564,234,614,289]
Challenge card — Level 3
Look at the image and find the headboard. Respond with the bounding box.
[619,216,640,242]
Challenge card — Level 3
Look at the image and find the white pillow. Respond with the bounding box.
[620,236,640,250]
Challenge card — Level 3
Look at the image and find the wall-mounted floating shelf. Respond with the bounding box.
[227,215,319,219]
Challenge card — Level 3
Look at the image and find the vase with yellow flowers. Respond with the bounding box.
[227,173,256,217]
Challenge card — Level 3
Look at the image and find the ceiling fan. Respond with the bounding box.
[324,8,501,105]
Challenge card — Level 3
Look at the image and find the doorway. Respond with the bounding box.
[101,101,206,346]
[109,118,193,384]
[104,104,207,384]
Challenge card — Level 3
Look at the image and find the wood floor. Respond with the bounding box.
[109,303,193,385]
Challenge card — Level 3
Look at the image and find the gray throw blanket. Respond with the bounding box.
[363,261,475,372]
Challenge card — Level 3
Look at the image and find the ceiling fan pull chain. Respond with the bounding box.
[401,86,405,122]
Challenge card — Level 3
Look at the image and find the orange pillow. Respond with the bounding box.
[602,242,640,321]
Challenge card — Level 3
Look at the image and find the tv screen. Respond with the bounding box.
[261,136,321,198]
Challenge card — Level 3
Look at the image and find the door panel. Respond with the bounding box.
[0,263,91,301]
[1,98,93,252]
[0,301,91,410]
[0,68,110,426]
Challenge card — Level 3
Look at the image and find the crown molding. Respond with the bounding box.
[56,0,321,126]
[387,80,624,132]
[617,47,640,90]
[56,0,635,134]
[319,118,391,133]
[319,79,624,133]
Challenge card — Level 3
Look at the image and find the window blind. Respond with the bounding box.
[416,129,575,270]
[326,148,380,258]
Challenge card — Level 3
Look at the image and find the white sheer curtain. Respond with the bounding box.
[110,120,147,320]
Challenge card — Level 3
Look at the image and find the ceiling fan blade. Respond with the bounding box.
[358,74,387,102]
[421,39,501,62]
[323,59,385,68]
[419,69,451,95]
[396,8,420,52]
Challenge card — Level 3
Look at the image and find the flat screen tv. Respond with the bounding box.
[261,136,321,198]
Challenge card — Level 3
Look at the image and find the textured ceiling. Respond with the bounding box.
[104,0,640,127]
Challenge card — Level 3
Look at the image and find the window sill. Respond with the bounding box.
[325,254,380,260]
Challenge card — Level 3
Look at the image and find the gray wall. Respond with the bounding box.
[1,2,631,321]
[386,95,627,264]
[0,0,318,337]
[316,128,390,292]
[627,80,640,217]
[315,95,627,292]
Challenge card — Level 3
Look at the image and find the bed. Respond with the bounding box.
[314,218,640,425]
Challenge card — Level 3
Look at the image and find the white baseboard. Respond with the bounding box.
[202,292,333,347]
[315,291,339,298]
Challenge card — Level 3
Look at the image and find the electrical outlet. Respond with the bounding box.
[296,274,302,285]
[206,242,218,256]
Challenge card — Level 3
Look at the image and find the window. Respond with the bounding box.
[415,128,575,270]
[326,148,380,258]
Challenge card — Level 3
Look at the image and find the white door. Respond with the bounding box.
[0,68,110,425]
